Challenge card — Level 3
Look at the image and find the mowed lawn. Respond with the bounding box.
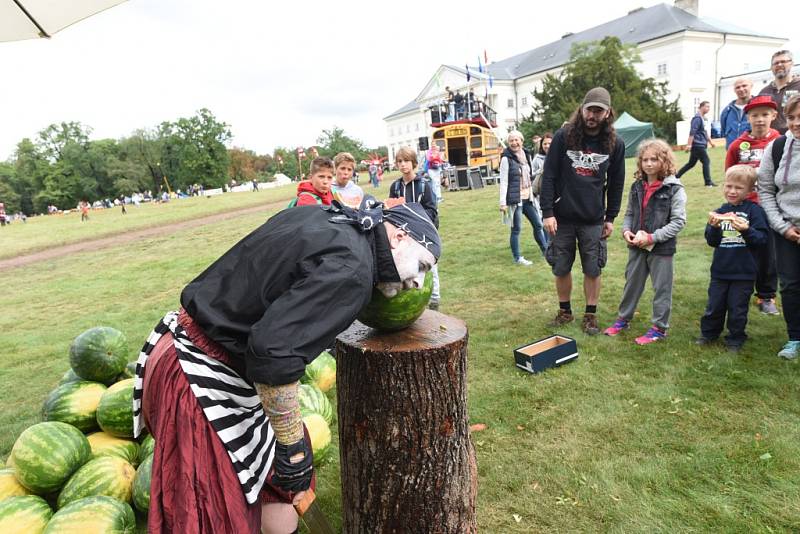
[1,150,798,532]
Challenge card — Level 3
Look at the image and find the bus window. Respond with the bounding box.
[470,127,481,135]
[470,136,482,148]
[433,130,445,139]
[435,140,446,150]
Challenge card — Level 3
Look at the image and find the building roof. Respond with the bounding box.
[384,2,784,120]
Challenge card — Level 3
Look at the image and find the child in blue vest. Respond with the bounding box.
[697,164,769,351]
[603,139,687,344]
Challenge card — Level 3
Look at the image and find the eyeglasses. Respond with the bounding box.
[772,60,792,66]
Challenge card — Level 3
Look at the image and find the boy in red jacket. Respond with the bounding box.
[293,157,334,206]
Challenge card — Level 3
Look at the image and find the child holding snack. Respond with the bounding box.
[603,139,687,344]
[697,165,769,351]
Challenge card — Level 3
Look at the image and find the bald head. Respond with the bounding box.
[733,78,753,104]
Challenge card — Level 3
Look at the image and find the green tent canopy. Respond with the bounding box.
[614,112,654,158]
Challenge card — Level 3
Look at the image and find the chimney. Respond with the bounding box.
[674,0,699,16]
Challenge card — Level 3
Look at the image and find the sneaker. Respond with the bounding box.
[777,340,800,360]
[428,298,440,311]
[726,343,743,353]
[635,325,667,345]
[515,257,533,266]
[549,309,574,327]
[705,182,717,187]
[582,313,600,335]
[604,318,630,336]
[695,336,716,346]
[757,299,780,315]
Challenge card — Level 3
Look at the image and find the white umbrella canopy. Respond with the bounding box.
[0,0,127,42]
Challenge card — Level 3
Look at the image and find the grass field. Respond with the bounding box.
[1,150,798,532]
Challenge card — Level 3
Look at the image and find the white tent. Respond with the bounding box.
[0,0,126,42]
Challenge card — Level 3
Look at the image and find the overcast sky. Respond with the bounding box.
[1,0,797,161]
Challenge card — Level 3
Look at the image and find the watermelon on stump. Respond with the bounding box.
[298,384,333,426]
[69,327,129,384]
[138,434,155,464]
[0,467,30,500]
[302,413,331,467]
[96,379,134,438]
[357,271,433,331]
[86,432,140,466]
[9,422,91,494]
[132,453,152,513]
[57,456,136,509]
[301,352,336,393]
[42,381,107,433]
[0,495,52,534]
[44,495,135,534]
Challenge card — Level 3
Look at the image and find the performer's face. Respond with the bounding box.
[378,229,436,297]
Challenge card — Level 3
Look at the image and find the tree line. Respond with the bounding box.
[0,109,385,215]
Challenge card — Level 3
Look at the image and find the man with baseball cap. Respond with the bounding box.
[758,50,800,134]
[540,87,626,335]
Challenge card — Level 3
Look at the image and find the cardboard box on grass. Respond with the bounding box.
[514,334,578,374]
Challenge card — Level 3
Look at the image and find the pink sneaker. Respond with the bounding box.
[635,326,667,345]
[604,318,629,336]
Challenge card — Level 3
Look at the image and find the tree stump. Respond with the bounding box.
[335,310,477,534]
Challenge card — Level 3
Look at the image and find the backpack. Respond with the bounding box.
[391,176,426,202]
[287,191,322,208]
[771,135,787,169]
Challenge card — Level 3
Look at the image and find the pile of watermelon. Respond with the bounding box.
[0,326,339,533]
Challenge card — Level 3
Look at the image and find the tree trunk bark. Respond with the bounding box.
[335,310,476,534]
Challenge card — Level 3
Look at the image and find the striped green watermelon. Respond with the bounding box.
[0,495,52,534]
[138,434,155,464]
[357,271,433,331]
[57,456,136,509]
[69,327,129,384]
[9,422,91,494]
[42,381,107,433]
[86,432,140,466]
[44,495,135,534]
[96,379,134,438]
[58,369,82,386]
[114,362,138,382]
[132,453,152,513]
[298,383,333,425]
[301,352,337,393]
[303,413,332,467]
[0,467,30,500]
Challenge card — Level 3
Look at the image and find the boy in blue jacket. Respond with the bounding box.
[697,165,769,351]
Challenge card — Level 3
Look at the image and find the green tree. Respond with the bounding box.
[316,127,368,161]
[0,162,21,214]
[519,36,683,143]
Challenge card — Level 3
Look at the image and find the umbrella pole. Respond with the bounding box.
[12,0,51,38]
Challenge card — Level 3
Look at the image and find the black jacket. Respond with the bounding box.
[705,200,768,280]
[181,205,400,386]
[540,127,626,224]
[501,147,534,206]
[389,173,439,228]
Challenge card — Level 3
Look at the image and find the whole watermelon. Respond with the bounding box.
[132,453,152,513]
[86,432,140,466]
[9,422,91,494]
[57,456,136,509]
[0,495,52,534]
[96,379,134,438]
[42,381,107,433]
[303,413,332,467]
[115,361,138,382]
[69,327,129,384]
[0,467,30,500]
[301,352,336,394]
[138,434,155,464]
[58,369,82,386]
[44,495,135,534]
[298,383,333,426]
[357,271,432,331]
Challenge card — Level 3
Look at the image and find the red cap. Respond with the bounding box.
[744,95,778,114]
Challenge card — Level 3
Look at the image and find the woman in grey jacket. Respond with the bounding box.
[757,95,800,359]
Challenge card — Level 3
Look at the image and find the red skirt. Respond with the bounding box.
[142,309,313,534]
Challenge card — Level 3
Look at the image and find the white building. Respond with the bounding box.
[384,0,786,161]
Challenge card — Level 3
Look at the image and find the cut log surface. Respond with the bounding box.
[336,310,477,534]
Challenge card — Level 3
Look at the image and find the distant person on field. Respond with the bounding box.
[725,95,781,316]
[119,195,127,215]
[80,201,90,222]
[720,78,753,147]
[388,146,441,309]
[252,178,259,192]
[757,94,800,359]
[540,87,626,335]
[424,144,445,204]
[758,50,800,134]
[603,139,686,345]
[697,165,768,352]
[677,100,717,187]
[332,152,364,208]
[291,157,334,207]
[368,163,379,188]
[0,202,6,226]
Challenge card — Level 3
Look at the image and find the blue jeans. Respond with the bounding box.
[510,200,549,260]
[774,231,800,340]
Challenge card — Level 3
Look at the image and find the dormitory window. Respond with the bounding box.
[507,98,514,108]
[657,63,667,76]
[521,97,528,106]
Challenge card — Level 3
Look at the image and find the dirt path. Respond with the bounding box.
[0,200,284,272]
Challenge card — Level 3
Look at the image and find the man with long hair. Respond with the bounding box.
[540,87,626,335]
